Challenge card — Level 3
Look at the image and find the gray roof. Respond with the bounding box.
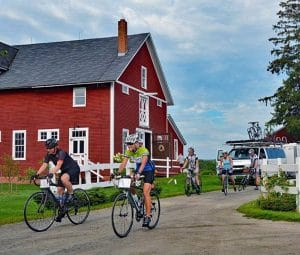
[0,34,148,88]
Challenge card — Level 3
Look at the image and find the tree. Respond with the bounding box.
[259,0,300,139]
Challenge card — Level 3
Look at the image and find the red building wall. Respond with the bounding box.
[0,84,111,174]
[114,43,167,153]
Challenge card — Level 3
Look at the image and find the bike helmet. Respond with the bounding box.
[248,148,255,154]
[45,138,58,149]
[125,134,139,145]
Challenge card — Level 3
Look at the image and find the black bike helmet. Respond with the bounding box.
[45,138,58,149]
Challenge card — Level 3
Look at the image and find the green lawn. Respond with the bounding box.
[237,200,300,222]
[0,174,220,225]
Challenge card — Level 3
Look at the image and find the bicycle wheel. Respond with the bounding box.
[67,188,90,225]
[147,191,161,229]
[184,177,192,196]
[24,191,56,232]
[223,176,228,196]
[111,193,134,238]
[238,176,246,191]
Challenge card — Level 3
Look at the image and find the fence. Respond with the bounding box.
[152,157,180,178]
[260,157,300,212]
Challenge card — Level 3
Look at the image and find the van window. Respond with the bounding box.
[259,148,266,159]
[229,148,257,160]
[266,148,286,159]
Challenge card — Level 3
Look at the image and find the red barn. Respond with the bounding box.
[0,19,185,175]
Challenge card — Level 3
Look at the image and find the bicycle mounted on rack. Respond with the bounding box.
[110,174,161,238]
[24,174,90,232]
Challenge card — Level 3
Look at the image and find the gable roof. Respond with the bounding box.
[167,114,187,145]
[0,33,173,105]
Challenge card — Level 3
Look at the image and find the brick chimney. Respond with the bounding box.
[118,19,128,56]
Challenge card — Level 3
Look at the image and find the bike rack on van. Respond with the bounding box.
[225,139,284,148]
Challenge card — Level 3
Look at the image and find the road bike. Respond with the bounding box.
[111,175,160,238]
[247,121,262,140]
[184,169,201,196]
[24,174,90,232]
[238,168,255,191]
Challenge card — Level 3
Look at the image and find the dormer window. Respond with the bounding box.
[157,99,162,107]
[141,66,147,89]
[122,85,129,95]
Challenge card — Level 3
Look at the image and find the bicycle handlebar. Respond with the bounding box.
[31,174,56,187]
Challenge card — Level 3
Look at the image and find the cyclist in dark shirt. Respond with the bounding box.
[36,138,80,220]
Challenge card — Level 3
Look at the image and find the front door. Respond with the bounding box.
[69,128,89,163]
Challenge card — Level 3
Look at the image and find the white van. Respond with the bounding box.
[216,140,287,177]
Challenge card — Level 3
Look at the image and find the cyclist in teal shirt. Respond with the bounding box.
[118,134,155,227]
[220,151,236,192]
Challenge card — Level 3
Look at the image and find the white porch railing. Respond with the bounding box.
[261,157,300,212]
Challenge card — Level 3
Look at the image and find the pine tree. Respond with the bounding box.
[259,0,300,139]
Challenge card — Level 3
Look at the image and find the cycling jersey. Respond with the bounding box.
[125,146,153,172]
[222,158,231,170]
[185,154,198,171]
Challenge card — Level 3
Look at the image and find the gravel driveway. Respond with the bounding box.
[0,189,299,255]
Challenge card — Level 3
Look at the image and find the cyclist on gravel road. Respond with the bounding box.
[118,134,155,227]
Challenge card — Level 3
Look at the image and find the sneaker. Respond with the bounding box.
[254,186,259,190]
[221,189,224,192]
[234,187,237,192]
[55,209,65,222]
[142,216,151,227]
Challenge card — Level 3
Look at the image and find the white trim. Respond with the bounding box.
[38,129,59,141]
[139,95,149,127]
[73,87,86,107]
[0,130,1,142]
[122,84,129,95]
[110,82,115,164]
[116,80,167,103]
[12,130,26,160]
[174,139,179,160]
[141,66,147,89]
[69,127,89,160]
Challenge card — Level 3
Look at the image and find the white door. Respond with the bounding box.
[69,128,89,163]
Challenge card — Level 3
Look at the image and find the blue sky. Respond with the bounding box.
[0,0,283,159]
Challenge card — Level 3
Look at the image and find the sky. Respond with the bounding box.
[0,0,283,159]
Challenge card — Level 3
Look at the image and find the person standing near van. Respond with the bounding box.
[249,149,260,190]
[220,151,236,192]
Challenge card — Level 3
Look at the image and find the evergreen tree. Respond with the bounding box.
[260,0,300,139]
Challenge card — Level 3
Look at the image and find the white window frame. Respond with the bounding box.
[174,139,178,160]
[139,95,149,127]
[12,130,26,160]
[73,87,86,107]
[122,129,129,154]
[122,85,129,95]
[157,99,162,107]
[141,66,147,89]
[38,129,59,141]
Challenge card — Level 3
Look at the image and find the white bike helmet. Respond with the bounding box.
[125,134,139,144]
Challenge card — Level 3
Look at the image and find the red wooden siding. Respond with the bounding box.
[114,43,167,153]
[0,85,110,174]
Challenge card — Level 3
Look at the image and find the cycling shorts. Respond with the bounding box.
[141,170,155,184]
[57,166,80,187]
[221,169,233,176]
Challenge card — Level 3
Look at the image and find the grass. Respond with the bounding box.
[237,200,300,222]
[0,173,221,226]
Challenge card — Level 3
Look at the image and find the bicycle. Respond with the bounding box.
[184,169,201,196]
[238,168,255,191]
[247,121,262,140]
[24,174,90,232]
[111,175,161,238]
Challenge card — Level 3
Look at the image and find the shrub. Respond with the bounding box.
[86,188,108,205]
[257,192,296,211]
